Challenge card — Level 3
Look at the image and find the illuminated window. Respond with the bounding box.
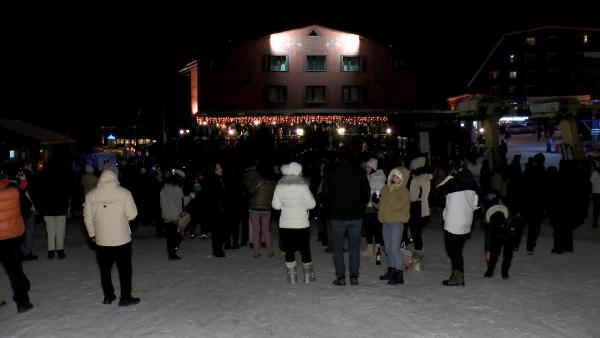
[489,71,500,80]
[305,86,326,103]
[342,86,363,102]
[266,86,287,103]
[267,55,288,72]
[9,150,16,159]
[509,71,517,79]
[526,36,536,46]
[341,56,362,72]
[306,55,327,72]
[508,54,516,64]
[577,34,588,44]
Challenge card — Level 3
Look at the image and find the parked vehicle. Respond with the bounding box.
[506,122,536,134]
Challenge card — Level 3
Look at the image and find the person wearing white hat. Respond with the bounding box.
[483,195,521,280]
[160,169,194,260]
[272,162,317,284]
[361,158,385,258]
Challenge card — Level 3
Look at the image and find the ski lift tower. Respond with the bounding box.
[529,96,600,160]
[454,95,505,169]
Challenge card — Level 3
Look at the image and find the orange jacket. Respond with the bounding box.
[0,181,25,240]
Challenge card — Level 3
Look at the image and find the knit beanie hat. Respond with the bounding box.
[366,158,378,171]
[287,162,302,176]
[85,164,94,174]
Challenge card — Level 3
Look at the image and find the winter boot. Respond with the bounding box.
[411,250,423,271]
[501,269,510,279]
[286,262,298,284]
[442,270,465,286]
[303,262,316,283]
[379,268,395,280]
[484,264,495,278]
[361,244,374,257]
[388,269,404,285]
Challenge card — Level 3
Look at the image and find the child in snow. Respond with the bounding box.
[483,193,522,279]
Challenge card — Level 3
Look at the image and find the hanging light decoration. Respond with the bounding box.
[195,114,388,126]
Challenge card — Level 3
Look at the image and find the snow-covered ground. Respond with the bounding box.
[1,209,599,338]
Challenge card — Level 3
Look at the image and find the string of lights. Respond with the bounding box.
[195,114,388,126]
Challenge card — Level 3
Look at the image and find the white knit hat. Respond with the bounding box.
[287,162,302,176]
[485,205,509,223]
[366,158,378,171]
[174,169,186,179]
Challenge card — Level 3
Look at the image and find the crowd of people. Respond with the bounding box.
[1,145,597,314]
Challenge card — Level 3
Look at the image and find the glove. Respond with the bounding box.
[371,192,380,204]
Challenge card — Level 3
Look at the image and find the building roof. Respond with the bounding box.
[467,26,600,88]
[0,119,75,145]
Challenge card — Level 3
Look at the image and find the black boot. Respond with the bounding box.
[57,250,66,259]
[387,269,404,285]
[484,265,494,278]
[118,296,140,306]
[17,302,33,313]
[379,268,395,280]
[443,270,465,286]
[501,269,510,279]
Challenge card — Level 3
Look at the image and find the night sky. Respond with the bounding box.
[5,0,597,144]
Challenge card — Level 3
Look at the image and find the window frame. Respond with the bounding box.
[342,86,363,103]
[340,56,363,72]
[266,55,289,72]
[306,55,327,72]
[266,85,288,103]
[305,86,327,103]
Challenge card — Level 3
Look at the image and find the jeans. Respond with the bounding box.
[382,222,404,270]
[21,214,36,255]
[331,219,362,279]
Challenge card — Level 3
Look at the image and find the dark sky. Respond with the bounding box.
[5,0,597,142]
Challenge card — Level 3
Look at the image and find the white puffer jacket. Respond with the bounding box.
[272,167,316,229]
[84,170,138,246]
[366,169,386,208]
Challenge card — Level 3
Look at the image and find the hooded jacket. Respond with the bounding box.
[436,168,480,235]
[160,179,193,222]
[0,180,25,240]
[272,162,316,229]
[374,167,411,224]
[84,170,138,246]
[408,157,433,217]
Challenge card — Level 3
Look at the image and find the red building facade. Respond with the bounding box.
[182,25,419,120]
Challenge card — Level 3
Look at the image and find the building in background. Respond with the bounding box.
[179,25,421,134]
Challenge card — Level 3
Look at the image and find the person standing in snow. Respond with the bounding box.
[372,167,411,285]
[81,164,98,197]
[436,163,480,286]
[405,157,433,271]
[160,169,194,261]
[590,165,600,228]
[321,150,371,286]
[361,158,386,259]
[84,164,140,306]
[0,175,34,313]
[482,193,521,279]
[271,162,317,284]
